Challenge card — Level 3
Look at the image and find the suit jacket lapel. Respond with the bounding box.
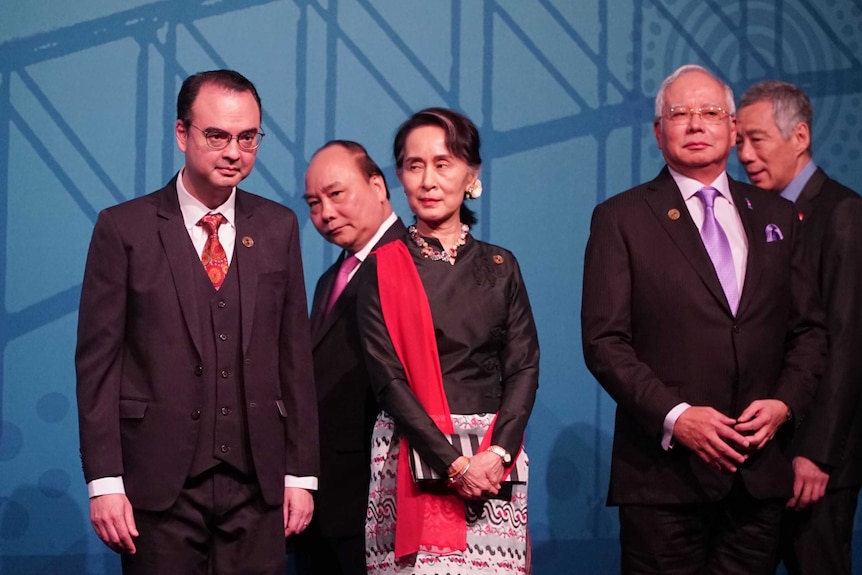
[644,170,731,313]
[234,191,259,355]
[726,179,761,318]
[794,167,827,220]
[311,218,406,347]
[310,256,341,345]
[157,179,205,358]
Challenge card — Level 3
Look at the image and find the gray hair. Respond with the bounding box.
[654,64,736,119]
[739,80,813,140]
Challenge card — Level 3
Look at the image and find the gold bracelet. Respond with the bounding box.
[448,460,471,484]
[447,456,469,478]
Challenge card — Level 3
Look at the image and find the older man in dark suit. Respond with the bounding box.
[76,70,319,575]
[737,80,862,575]
[581,65,827,574]
[294,140,405,575]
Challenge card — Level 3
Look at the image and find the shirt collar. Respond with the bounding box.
[780,159,817,203]
[352,212,398,262]
[176,167,237,230]
[668,167,733,205]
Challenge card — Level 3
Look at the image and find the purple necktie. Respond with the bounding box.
[696,186,739,315]
[325,255,360,315]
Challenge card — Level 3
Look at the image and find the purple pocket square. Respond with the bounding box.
[765,223,783,242]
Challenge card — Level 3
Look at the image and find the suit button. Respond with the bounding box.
[219,333,229,341]
[220,444,230,453]
[220,407,231,416]
[221,370,230,379]
[732,325,741,334]
[218,300,227,308]
[191,410,201,420]
[194,365,203,376]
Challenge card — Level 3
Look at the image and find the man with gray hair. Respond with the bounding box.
[737,80,862,575]
[582,65,826,573]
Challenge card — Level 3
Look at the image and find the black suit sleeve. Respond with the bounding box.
[794,196,862,468]
[76,209,129,482]
[581,201,682,440]
[278,211,320,478]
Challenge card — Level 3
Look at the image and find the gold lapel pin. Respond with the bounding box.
[667,208,681,221]
[242,236,254,247]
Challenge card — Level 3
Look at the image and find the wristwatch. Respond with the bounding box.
[487,445,512,465]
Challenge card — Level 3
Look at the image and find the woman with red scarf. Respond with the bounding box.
[357,107,540,574]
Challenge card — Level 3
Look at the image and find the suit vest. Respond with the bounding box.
[188,252,253,478]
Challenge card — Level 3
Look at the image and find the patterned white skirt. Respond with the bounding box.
[366,412,529,574]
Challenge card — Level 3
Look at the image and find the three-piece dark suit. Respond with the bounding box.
[76,177,318,572]
[581,167,826,572]
[779,167,862,575]
[293,219,405,575]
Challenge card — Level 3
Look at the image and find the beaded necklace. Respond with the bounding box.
[408,223,469,266]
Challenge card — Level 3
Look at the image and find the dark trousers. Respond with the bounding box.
[293,520,366,575]
[618,480,783,575]
[121,465,284,575]
[778,486,860,575]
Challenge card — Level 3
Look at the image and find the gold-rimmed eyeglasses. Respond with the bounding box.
[663,105,730,124]
[189,124,265,151]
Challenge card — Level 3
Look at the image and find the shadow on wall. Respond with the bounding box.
[0,482,102,573]
[532,422,619,573]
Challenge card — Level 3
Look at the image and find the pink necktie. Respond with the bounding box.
[696,187,739,315]
[325,255,360,315]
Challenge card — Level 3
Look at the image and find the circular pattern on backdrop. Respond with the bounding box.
[0,421,24,461]
[642,0,860,178]
[36,392,70,423]
[38,468,71,499]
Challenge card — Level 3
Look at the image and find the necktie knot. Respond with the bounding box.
[199,213,225,236]
[339,254,360,277]
[696,186,719,209]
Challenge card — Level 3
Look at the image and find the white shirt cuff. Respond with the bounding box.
[88,476,126,498]
[662,402,691,451]
[285,475,317,490]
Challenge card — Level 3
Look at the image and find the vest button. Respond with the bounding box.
[219,333,229,341]
[217,300,227,308]
[221,370,230,379]
[220,444,230,453]
[191,410,201,420]
[220,407,231,416]
[194,365,203,376]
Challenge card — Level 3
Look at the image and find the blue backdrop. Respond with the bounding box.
[1,1,861,573]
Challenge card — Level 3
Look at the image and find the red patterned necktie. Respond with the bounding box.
[198,213,229,290]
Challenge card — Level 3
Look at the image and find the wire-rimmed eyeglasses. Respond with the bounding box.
[189,124,265,151]
[663,105,730,124]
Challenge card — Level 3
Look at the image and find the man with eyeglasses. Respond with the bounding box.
[582,64,826,573]
[76,69,319,574]
[737,81,862,575]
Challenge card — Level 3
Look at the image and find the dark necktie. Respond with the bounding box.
[695,186,739,314]
[198,213,229,290]
[325,255,360,315]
